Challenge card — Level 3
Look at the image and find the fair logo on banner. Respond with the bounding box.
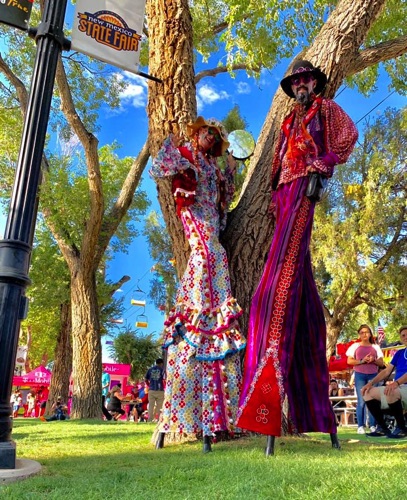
[71,0,146,74]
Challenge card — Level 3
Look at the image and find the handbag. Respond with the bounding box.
[305,172,328,202]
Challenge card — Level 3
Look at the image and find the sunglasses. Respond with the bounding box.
[207,127,221,142]
[291,74,314,86]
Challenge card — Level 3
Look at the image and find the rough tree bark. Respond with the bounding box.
[69,271,102,418]
[45,301,72,416]
[24,326,32,373]
[146,0,197,278]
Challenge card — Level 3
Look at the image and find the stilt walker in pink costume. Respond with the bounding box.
[236,61,358,455]
[150,117,246,453]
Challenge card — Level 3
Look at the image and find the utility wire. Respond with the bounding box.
[356,90,397,124]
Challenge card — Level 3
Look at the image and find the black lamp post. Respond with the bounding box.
[0,0,68,469]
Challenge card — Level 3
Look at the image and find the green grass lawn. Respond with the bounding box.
[1,420,407,500]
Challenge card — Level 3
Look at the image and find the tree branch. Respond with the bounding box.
[109,275,131,298]
[195,63,258,83]
[211,21,228,36]
[375,208,407,271]
[0,52,29,117]
[332,277,352,312]
[55,56,103,271]
[41,207,81,267]
[336,291,365,320]
[350,34,407,75]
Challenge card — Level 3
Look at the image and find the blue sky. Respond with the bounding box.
[1,5,406,362]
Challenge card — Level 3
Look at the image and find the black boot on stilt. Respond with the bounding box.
[203,435,212,453]
[265,435,275,456]
[330,433,341,449]
[156,432,165,449]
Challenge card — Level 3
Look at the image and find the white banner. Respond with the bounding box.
[15,345,28,367]
[71,0,146,74]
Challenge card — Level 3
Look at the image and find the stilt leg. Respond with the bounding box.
[156,432,165,449]
[265,435,275,456]
[203,435,212,453]
[330,433,341,449]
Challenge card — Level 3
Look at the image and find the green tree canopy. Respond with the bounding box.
[108,329,162,382]
[312,106,407,350]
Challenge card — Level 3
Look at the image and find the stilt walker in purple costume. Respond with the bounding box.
[150,117,246,453]
[236,60,358,455]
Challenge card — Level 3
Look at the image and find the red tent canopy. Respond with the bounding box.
[328,340,357,372]
[13,365,51,387]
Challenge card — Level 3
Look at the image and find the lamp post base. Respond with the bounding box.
[0,440,16,469]
[0,459,41,483]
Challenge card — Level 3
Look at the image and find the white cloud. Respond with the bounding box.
[236,82,251,94]
[118,72,148,108]
[197,84,230,111]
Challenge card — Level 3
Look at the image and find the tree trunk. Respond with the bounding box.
[326,321,344,362]
[45,301,72,416]
[223,0,386,334]
[70,270,102,419]
[146,0,197,278]
[24,325,32,373]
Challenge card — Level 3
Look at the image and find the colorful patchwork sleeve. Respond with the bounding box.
[150,136,194,178]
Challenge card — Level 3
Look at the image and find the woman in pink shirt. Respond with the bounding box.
[346,324,385,434]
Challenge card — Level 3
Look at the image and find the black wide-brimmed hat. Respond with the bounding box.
[280,60,328,98]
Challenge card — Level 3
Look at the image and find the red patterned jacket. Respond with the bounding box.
[271,97,358,189]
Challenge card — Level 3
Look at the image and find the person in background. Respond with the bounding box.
[346,324,385,434]
[36,385,49,417]
[329,379,346,425]
[145,359,165,423]
[11,389,22,418]
[151,116,246,452]
[125,382,139,421]
[236,60,358,454]
[107,383,126,421]
[361,326,407,438]
[26,391,36,417]
[101,370,112,421]
[132,382,149,423]
[40,396,69,421]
